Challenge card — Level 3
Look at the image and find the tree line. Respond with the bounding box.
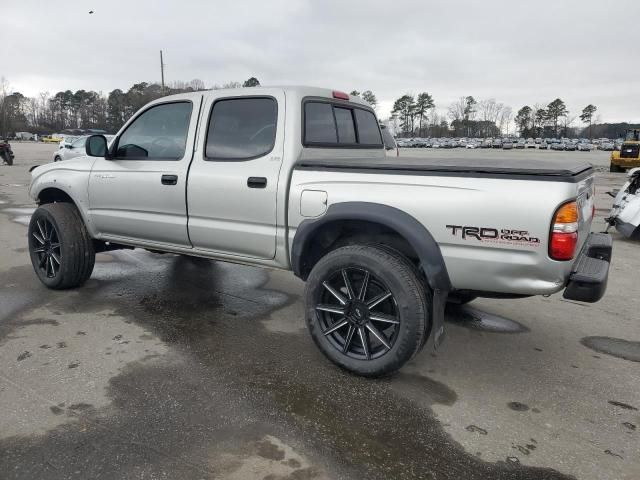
[1,75,630,140]
[0,76,261,137]
[388,91,611,139]
[514,100,600,139]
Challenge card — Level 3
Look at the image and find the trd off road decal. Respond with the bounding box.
[446,225,540,247]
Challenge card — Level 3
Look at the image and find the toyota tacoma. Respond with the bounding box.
[28,86,612,376]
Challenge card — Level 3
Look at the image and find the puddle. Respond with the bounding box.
[580,336,640,362]
[446,305,529,333]
[3,207,35,226]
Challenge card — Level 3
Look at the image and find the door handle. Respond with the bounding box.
[161,174,178,185]
[247,177,267,188]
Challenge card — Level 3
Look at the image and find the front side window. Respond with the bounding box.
[115,102,192,160]
[205,97,277,160]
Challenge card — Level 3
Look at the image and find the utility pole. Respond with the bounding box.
[160,50,165,94]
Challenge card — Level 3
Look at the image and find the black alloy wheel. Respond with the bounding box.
[305,244,430,377]
[315,267,399,360]
[31,217,62,279]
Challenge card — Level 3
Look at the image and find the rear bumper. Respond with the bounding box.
[563,233,612,303]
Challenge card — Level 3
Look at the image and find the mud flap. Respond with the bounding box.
[431,288,448,349]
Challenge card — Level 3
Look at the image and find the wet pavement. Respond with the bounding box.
[1,143,639,479]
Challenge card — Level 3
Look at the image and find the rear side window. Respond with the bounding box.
[206,97,277,160]
[334,107,356,144]
[304,102,336,143]
[303,101,382,148]
[355,109,382,145]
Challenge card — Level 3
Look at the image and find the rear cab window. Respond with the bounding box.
[303,99,382,148]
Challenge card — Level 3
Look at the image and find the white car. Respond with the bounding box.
[465,142,477,149]
[53,135,114,162]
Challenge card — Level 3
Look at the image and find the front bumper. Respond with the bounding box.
[563,233,612,303]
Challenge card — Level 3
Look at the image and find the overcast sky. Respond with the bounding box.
[2,0,639,123]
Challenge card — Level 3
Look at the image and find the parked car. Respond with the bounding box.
[550,142,565,151]
[502,140,514,150]
[27,86,611,377]
[577,143,592,152]
[53,135,115,162]
[515,140,525,149]
[492,139,502,148]
[564,143,577,151]
[0,138,14,165]
[525,140,536,148]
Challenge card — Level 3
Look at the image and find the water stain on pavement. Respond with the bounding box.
[580,336,640,362]
[446,305,529,333]
[0,255,575,480]
[608,400,638,411]
[508,402,530,412]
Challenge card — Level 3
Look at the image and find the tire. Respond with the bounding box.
[54,156,61,162]
[1,151,12,165]
[28,203,95,289]
[610,163,623,173]
[305,244,430,377]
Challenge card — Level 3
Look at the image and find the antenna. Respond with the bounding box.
[160,50,165,94]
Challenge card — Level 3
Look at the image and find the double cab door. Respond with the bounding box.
[88,90,285,260]
[88,95,201,247]
[186,89,286,259]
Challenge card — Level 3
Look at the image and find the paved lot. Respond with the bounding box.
[1,143,638,480]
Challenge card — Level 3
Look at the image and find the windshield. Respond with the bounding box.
[624,129,640,141]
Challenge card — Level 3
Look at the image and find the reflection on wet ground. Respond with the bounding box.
[3,207,34,226]
[0,251,574,480]
[446,304,529,333]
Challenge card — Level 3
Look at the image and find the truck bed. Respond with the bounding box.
[296,156,593,182]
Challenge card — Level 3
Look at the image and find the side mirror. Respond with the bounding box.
[86,135,109,157]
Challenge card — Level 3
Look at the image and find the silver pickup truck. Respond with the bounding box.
[28,86,612,376]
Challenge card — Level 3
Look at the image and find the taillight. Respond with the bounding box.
[332,90,349,100]
[549,201,579,261]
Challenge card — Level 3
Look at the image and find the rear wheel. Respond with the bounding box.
[305,244,430,377]
[28,203,95,289]
[54,155,61,162]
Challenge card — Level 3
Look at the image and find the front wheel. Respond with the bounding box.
[1,151,12,165]
[28,203,95,289]
[305,244,430,377]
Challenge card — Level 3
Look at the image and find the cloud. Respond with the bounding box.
[1,0,638,122]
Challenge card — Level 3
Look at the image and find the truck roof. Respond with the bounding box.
[158,86,371,107]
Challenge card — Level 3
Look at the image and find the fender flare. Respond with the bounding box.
[291,202,452,292]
